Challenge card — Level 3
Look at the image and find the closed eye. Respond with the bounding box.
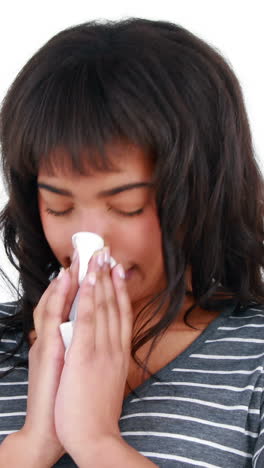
[45,207,73,217]
[45,207,144,217]
[107,207,144,217]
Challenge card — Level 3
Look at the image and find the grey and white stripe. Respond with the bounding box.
[1,302,264,467]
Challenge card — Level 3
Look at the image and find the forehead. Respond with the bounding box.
[38,142,154,180]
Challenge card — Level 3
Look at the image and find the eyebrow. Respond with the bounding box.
[37,181,153,198]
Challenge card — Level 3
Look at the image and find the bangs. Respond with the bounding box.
[7,56,162,179]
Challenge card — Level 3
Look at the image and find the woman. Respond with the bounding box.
[0,18,263,467]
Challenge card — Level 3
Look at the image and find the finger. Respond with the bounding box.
[71,270,96,356]
[100,248,121,350]
[33,276,59,336]
[93,251,111,350]
[68,249,100,356]
[111,264,133,353]
[65,249,80,321]
[87,249,101,274]
[41,269,72,341]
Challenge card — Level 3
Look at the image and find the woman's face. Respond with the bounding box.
[37,142,166,307]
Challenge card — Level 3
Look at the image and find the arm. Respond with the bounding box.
[74,435,158,468]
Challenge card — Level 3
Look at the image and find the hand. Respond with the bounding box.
[20,268,77,465]
[54,247,133,461]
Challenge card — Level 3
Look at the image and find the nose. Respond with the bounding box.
[73,209,111,247]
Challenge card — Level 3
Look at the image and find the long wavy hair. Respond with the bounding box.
[1,18,264,382]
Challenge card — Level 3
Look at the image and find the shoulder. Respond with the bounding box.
[220,302,264,340]
[0,301,26,355]
[0,301,20,318]
[228,303,264,321]
[0,301,28,364]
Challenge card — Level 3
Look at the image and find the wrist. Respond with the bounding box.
[70,433,123,467]
[1,432,40,468]
[71,434,158,468]
[0,430,64,468]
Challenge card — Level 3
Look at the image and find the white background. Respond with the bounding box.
[0,0,263,302]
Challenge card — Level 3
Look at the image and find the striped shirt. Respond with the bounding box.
[1,301,264,467]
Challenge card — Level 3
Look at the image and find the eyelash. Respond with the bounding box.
[45,207,144,217]
[45,208,73,217]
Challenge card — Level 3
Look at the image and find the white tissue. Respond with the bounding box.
[59,232,117,353]
[72,232,104,285]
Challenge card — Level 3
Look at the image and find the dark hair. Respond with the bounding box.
[1,18,264,383]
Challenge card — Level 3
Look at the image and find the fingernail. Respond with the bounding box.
[116,264,125,279]
[57,267,65,280]
[96,250,104,268]
[104,246,110,264]
[87,272,96,286]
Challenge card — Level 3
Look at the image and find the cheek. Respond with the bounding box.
[127,211,165,300]
[39,201,72,265]
[125,210,163,265]
[145,214,164,267]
